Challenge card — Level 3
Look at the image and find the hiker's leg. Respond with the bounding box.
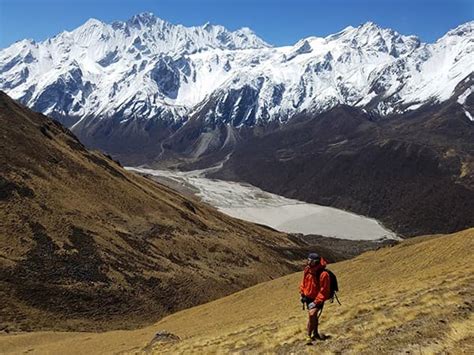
[307,308,318,337]
[313,311,319,338]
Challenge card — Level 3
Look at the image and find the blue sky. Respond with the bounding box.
[0,0,472,49]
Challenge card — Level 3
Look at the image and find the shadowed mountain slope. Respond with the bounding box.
[0,91,314,332]
[212,81,474,236]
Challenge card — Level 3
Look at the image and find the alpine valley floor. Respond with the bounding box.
[1,228,472,354]
[126,167,397,241]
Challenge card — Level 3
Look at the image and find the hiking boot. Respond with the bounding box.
[306,335,313,345]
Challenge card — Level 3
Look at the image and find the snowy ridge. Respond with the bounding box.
[0,14,473,129]
[0,12,269,121]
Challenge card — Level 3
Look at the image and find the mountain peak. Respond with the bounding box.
[444,20,474,38]
[233,26,270,48]
[358,21,381,30]
[326,22,385,41]
[334,21,383,36]
[128,11,160,27]
[134,11,155,20]
[236,26,254,34]
[325,21,420,57]
[82,17,104,28]
[354,21,395,37]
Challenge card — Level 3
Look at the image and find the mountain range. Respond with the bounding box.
[1,14,473,236]
[0,14,472,162]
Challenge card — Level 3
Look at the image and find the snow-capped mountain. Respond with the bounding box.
[0,12,269,123]
[197,21,473,126]
[0,13,472,161]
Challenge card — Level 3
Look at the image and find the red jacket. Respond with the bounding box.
[299,257,331,304]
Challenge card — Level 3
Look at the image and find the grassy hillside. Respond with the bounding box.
[1,228,472,354]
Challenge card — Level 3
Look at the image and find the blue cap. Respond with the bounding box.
[308,253,320,261]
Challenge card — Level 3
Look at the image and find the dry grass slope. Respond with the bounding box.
[1,228,472,354]
[151,228,474,354]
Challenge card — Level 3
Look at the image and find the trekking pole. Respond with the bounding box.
[317,307,324,319]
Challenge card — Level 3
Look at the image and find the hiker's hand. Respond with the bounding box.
[308,302,323,310]
[300,295,305,304]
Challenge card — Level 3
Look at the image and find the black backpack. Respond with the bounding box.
[323,269,340,304]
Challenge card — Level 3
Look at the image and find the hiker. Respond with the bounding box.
[299,252,330,343]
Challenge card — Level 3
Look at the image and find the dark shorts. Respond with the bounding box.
[302,295,314,306]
